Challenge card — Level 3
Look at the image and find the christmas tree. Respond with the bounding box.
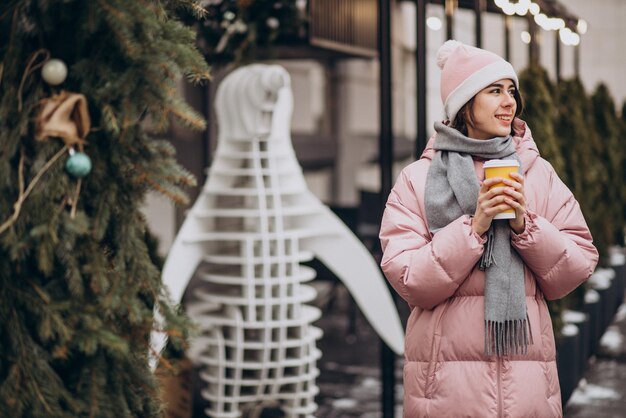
[621,100,626,245]
[555,78,607,258]
[591,84,623,248]
[518,65,566,182]
[0,1,209,417]
[519,65,573,328]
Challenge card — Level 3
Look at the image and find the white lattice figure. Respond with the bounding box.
[156,64,404,418]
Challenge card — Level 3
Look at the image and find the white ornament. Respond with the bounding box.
[152,64,405,417]
[41,59,68,85]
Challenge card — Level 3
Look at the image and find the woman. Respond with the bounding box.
[379,40,598,417]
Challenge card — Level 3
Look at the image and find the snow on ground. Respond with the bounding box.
[568,380,621,405]
[615,304,626,322]
[600,326,625,353]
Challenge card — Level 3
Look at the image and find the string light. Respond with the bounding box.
[534,13,548,27]
[559,27,581,46]
[554,18,565,30]
[502,3,516,15]
[529,3,540,15]
[493,0,584,45]
[426,16,442,31]
[514,2,529,16]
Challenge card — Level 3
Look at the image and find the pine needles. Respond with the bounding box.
[0,1,209,416]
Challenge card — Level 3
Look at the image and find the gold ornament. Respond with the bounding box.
[36,90,91,146]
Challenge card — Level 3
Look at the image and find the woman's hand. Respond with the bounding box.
[503,172,526,234]
[472,177,515,236]
[473,173,527,236]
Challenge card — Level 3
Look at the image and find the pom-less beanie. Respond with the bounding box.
[437,40,518,122]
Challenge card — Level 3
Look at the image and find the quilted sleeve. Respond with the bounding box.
[511,163,599,300]
[379,168,486,310]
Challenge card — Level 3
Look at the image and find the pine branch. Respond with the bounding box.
[0,145,67,235]
[1,1,209,415]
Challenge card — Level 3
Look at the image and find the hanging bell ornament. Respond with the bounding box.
[41,59,68,86]
[65,148,92,177]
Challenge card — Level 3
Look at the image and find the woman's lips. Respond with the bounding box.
[495,115,513,125]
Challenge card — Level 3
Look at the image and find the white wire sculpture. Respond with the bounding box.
[154,64,404,418]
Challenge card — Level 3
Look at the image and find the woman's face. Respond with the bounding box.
[466,78,517,140]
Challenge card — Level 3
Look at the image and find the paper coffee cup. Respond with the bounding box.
[483,159,520,220]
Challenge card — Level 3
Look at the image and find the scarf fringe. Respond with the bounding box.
[479,227,496,270]
[484,316,534,357]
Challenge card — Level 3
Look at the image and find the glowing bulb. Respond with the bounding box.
[515,2,529,16]
[545,17,562,31]
[559,27,572,45]
[426,16,442,31]
[502,3,515,15]
[495,0,507,8]
[577,19,588,35]
[529,3,540,15]
[521,31,531,44]
[555,18,565,30]
[534,13,548,27]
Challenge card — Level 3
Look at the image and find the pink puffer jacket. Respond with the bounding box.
[379,120,599,418]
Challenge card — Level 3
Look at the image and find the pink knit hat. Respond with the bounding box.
[437,40,518,122]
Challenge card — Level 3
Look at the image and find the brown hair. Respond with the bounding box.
[450,87,524,137]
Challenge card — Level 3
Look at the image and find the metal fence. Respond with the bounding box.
[309,0,378,58]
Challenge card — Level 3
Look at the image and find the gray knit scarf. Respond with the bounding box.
[425,121,531,356]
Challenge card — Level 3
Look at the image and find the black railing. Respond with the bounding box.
[309,0,378,58]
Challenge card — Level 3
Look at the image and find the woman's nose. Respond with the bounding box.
[503,92,515,107]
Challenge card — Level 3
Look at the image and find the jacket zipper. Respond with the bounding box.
[497,357,503,418]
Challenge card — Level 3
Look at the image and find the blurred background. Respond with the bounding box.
[8,1,626,417]
[141,1,626,417]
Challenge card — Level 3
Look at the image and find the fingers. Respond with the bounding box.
[479,193,513,216]
[504,172,524,191]
[479,178,506,201]
[484,203,513,217]
[483,173,525,203]
[502,187,524,202]
[502,172,526,209]
[479,184,508,203]
[480,177,505,191]
[476,173,526,227]
[503,196,524,212]
[509,171,524,183]
[502,173,527,226]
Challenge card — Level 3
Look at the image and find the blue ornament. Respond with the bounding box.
[65,152,92,177]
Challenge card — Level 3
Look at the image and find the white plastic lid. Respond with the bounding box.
[483,159,520,168]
